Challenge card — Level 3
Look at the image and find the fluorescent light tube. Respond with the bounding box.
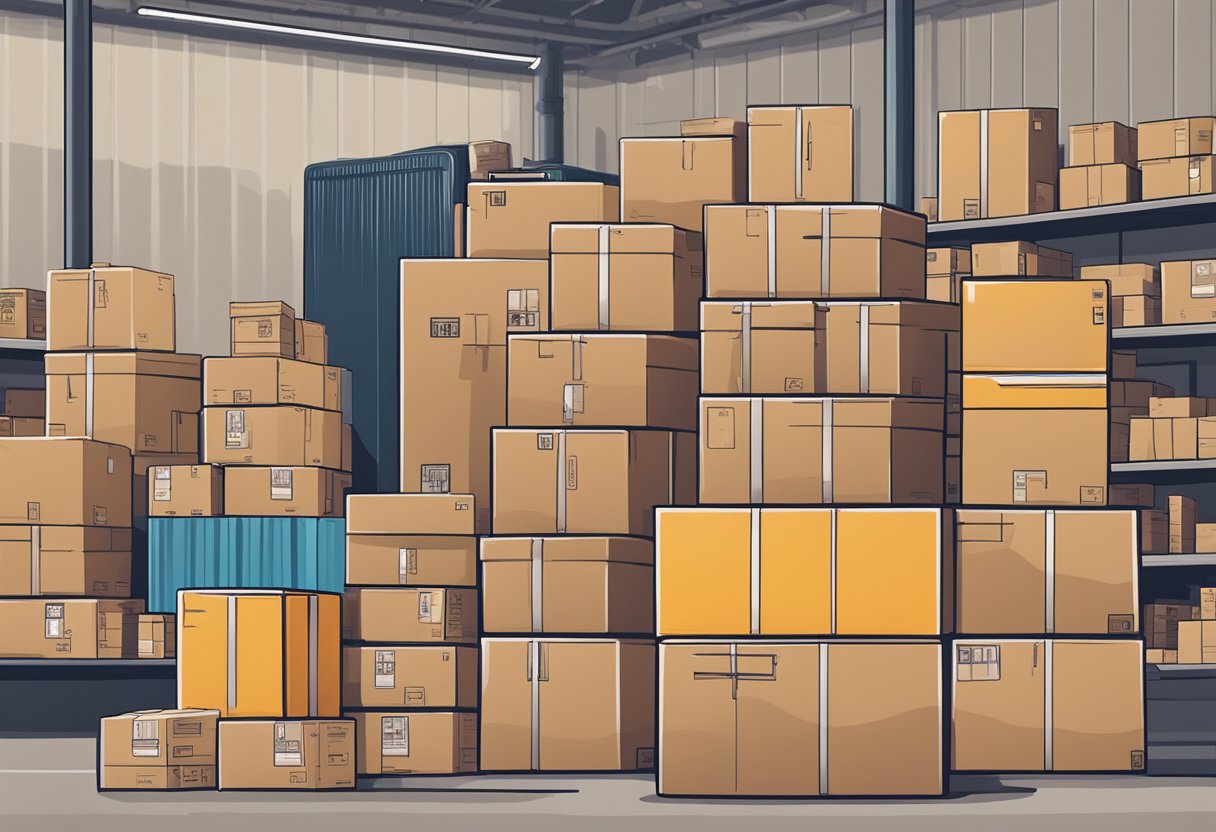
[137,7,542,69]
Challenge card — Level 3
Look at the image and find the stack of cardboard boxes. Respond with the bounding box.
[1138,117,1215,200]
[0,388,44,437]
[1179,587,1216,663]
[1061,122,1141,209]
[1129,395,1216,461]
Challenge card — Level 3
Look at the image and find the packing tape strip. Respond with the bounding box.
[818,643,829,796]
[555,430,567,534]
[530,538,544,633]
[308,595,319,716]
[1044,639,1055,771]
[820,209,831,296]
[749,508,761,635]
[87,269,95,348]
[85,352,95,437]
[749,399,764,504]
[858,305,870,395]
[667,432,675,506]
[795,107,805,201]
[227,596,238,711]
[571,336,584,381]
[29,525,40,595]
[597,225,610,330]
[766,207,777,298]
[530,639,541,770]
[821,399,834,503]
[979,110,989,218]
[829,510,837,634]
[739,302,752,394]
[1045,511,1056,634]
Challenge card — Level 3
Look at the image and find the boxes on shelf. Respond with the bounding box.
[1111,296,1161,327]
[48,264,175,351]
[342,645,478,708]
[230,301,295,358]
[1198,522,1216,552]
[202,406,343,469]
[926,246,971,303]
[138,613,175,659]
[1161,259,1216,324]
[1170,495,1197,553]
[0,526,131,597]
[619,125,743,232]
[970,241,1074,277]
[820,301,959,396]
[1068,121,1137,167]
[350,712,477,776]
[962,279,1106,372]
[345,494,477,587]
[1080,263,1160,296]
[0,438,132,526]
[1146,649,1178,664]
[1145,603,1195,649]
[204,356,343,411]
[1139,155,1215,200]
[466,181,619,258]
[98,709,218,790]
[148,464,223,517]
[0,416,43,436]
[0,288,46,339]
[294,320,327,364]
[1177,621,1216,664]
[1129,414,1216,461]
[1137,116,1214,161]
[1141,509,1168,554]
[2,388,44,417]
[1150,397,1210,418]
[222,467,350,518]
[342,587,477,644]
[0,598,142,658]
[938,108,1059,220]
[1204,586,1216,619]
[746,105,853,203]
[1059,163,1141,209]
[217,719,355,790]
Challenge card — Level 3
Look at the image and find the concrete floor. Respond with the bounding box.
[1,738,1214,832]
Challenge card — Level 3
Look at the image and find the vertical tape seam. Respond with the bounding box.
[818,643,828,796]
[29,526,40,595]
[1045,511,1056,634]
[829,510,837,634]
[556,430,567,534]
[795,107,805,200]
[667,433,674,506]
[227,596,237,712]
[1044,639,1054,771]
[740,302,752,394]
[530,639,540,771]
[750,399,764,503]
[308,595,318,716]
[597,224,610,330]
[820,209,831,296]
[84,352,95,438]
[766,207,777,298]
[822,399,834,503]
[980,111,989,218]
[750,508,761,635]
[531,538,544,633]
[86,269,95,348]
[858,305,870,394]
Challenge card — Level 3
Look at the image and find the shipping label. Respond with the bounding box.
[374,650,396,689]
[225,410,250,449]
[273,722,304,767]
[153,466,172,502]
[270,467,294,501]
[381,716,409,757]
[131,719,161,758]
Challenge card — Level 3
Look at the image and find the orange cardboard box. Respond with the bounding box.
[938,108,1058,220]
[467,182,618,258]
[746,105,853,203]
[962,280,1107,372]
[48,264,175,351]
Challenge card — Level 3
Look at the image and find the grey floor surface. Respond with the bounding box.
[1,738,1213,831]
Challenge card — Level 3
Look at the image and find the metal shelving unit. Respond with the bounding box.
[1142,554,1216,568]
[0,338,46,352]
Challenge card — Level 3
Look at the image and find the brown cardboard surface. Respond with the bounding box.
[1169,495,1197,553]
[204,356,343,410]
[0,526,131,597]
[550,223,703,333]
[1112,379,1176,408]
[1145,603,1194,649]
[45,352,201,454]
[1151,397,1211,418]
[0,438,132,526]
[100,709,218,773]
[920,197,938,222]
[1111,295,1161,327]
[0,416,43,436]
[1111,350,1137,380]
[821,301,959,396]
[1202,587,1216,619]
[48,265,176,351]
[970,241,1074,277]
[1137,117,1215,160]
[704,204,926,299]
[217,719,355,790]
[132,453,197,520]
[1178,621,1216,663]
[938,108,1059,220]
[0,597,142,658]
[746,105,853,203]
[202,406,343,469]
[1162,259,1216,324]
[1069,122,1137,167]
[698,397,945,505]
[469,140,512,179]
[1059,163,1141,209]
[480,638,655,772]
[507,334,697,430]
[230,301,295,358]
[1079,263,1159,297]
[491,428,695,536]
[294,320,327,364]
[1109,483,1155,506]
[480,536,654,635]
[2,388,44,417]
[223,467,350,517]
[680,116,746,139]
[99,765,216,790]
[1198,522,1216,552]
[700,301,825,395]
[148,464,222,517]
[962,280,1107,372]
[0,288,46,339]
[138,613,175,659]
[467,182,618,258]
[342,645,477,708]
[342,587,477,644]
[927,246,971,276]
[347,493,476,535]
[350,712,477,775]
[1140,155,1216,199]
[1145,649,1177,664]
[346,534,477,588]
[619,136,741,232]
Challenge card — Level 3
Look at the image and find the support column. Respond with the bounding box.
[884,0,914,210]
[65,0,93,269]
[535,42,564,163]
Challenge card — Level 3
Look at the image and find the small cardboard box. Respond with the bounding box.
[1145,648,1178,664]
[926,247,970,303]
[48,264,175,351]
[148,464,223,517]
[0,416,43,436]
[962,280,1106,373]
[204,356,342,411]
[342,587,477,644]
[1169,495,1197,554]
[700,301,825,395]
[341,645,477,708]
[0,526,131,596]
[1078,263,1159,297]
[1145,603,1194,648]
[970,241,1074,277]
[746,105,853,203]
[938,108,1058,220]
[0,598,142,658]
[222,467,350,518]
[230,301,295,358]
[99,709,218,790]
[620,135,741,232]
[1060,163,1141,209]
[1111,295,1161,327]
[1111,351,1137,380]
[467,181,619,258]
[0,438,132,526]
[1140,155,1216,200]
[2,388,44,417]
[1141,509,1169,554]
[350,712,477,776]
[1162,259,1216,324]
[1151,397,1211,418]
[202,406,343,469]
[294,320,327,364]
[1069,121,1137,166]
[1178,620,1216,663]
[1137,116,1214,160]
[217,719,355,790]
[346,495,476,586]
[0,288,46,339]
[1203,587,1216,619]
[1197,522,1216,552]
[469,139,512,179]
[1112,380,1176,408]
[138,614,175,659]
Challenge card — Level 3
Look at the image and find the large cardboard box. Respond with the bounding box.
[177,589,341,718]
[550,223,702,333]
[938,108,1059,220]
[699,397,944,505]
[746,105,853,203]
[491,428,695,536]
[217,719,355,790]
[350,712,477,775]
[1178,621,1216,664]
[99,709,218,790]
[1162,258,1216,324]
[400,259,548,530]
[345,494,477,587]
[1059,163,1141,209]
[926,247,971,303]
[970,241,1074,277]
[962,374,1108,506]
[45,352,201,454]
[342,645,477,708]
[0,288,46,339]
[230,301,295,358]
[704,204,925,299]
[1145,603,1194,649]
[1140,155,1215,200]
[619,136,741,232]
[956,510,1138,634]
[480,638,654,772]
[821,301,959,396]
[0,598,142,658]
[659,640,943,797]
[48,264,175,351]
[202,406,343,469]
[2,388,44,417]
[342,587,477,644]
[481,536,653,635]
[348,493,476,536]
[138,613,175,659]
[0,416,44,436]
[507,334,697,430]
[656,507,952,637]
[467,182,618,258]
[962,280,1107,372]
[1069,121,1137,167]
[0,438,132,526]
[700,301,824,395]
[0,526,131,597]
[1137,116,1214,160]
[1080,263,1160,297]
[149,464,223,517]
[1169,494,1197,553]
[223,467,350,517]
[204,356,343,411]
[952,639,1144,772]
[294,320,327,364]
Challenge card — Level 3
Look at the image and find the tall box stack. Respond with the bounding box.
[343,494,480,776]
[1138,116,1216,200]
[1060,122,1141,209]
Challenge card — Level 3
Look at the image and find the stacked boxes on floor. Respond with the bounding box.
[1060,122,1141,209]
[1138,117,1216,200]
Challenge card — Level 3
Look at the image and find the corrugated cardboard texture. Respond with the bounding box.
[205,356,342,410]
[342,587,478,644]
[202,406,343,469]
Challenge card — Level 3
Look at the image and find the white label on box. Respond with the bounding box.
[374,650,396,689]
[418,592,435,623]
[381,716,409,757]
[273,722,303,767]
[270,467,293,501]
[131,718,161,757]
[225,410,249,449]
[399,548,417,583]
[152,467,172,501]
[44,604,64,639]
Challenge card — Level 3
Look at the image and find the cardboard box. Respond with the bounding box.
[1111,350,1137,380]
[1111,295,1161,327]
[491,428,695,536]
[746,105,853,203]
[938,108,1059,220]
[0,526,131,597]
[619,136,741,232]
[970,241,1074,277]
[962,374,1108,506]
[953,639,1144,772]
[342,587,477,644]
[132,453,196,520]
[962,280,1107,372]
[1129,415,1216,461]
[230,301,295,358]
[657,508,951,637]
[293,320,327,364]
[138,613,175,659]
[926,247,970,303]
[347,493,476,536]
[48,264,175,351]
[345,495,477,587]
[659,640,943,797]
[0,598,142,658]
[956,510,1137,634]
[223,467,350,517]
[699,397,944,505]
[1140,155,1216,200]
[920,196,938,222]
[1197,522,1216,552]
[480,638,654,772]
[99,709,218,790]
[1169,495,1197,553]
[1178,621,1216,663]
[0,288,46,339]
[1069,121,1137,166]
[1162,259,1216,324]
[1079,263,1159,297]
[1109,483,1155,506]
[1141,509,1168,554]
[680,116,746,140]
[700,301,824,395]
[821,301,959,396]
[1204,587,1216,619]
[1145,603,1194,649]
[202,406,343,469]
[1152,397,1211,418]
[45,352,201,454]
[177,589,341,718]
[342,645,477,708]
[1137,116,1214,160]
[467,182,618,258]
[2,388,44,417]
[148,464,222,517]
[204,356,343,411]
[1060,163,1141,209]
[217,719,355,790]
[469,139,512,179]
[400,259,548,529]
[0,416,43,436]
[0,438,132,526]
[1113,380,1176,408]
[550,223,703,333]
[506,334,697,430]
[704,204,926,299]
[1146,649,1177,664]
[481,536,653,634]
[350,712,476,776]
